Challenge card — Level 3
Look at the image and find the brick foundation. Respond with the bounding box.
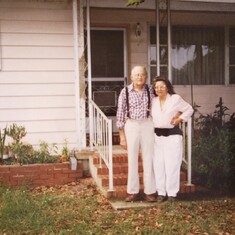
[0,162,83,187]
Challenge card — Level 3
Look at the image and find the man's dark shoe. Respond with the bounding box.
[145,194,156,202]
[157,195,165,202]
[125,194,139,202]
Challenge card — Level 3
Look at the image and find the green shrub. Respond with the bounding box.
[192,129,235,195]
[192,98,235,195]
[31,141,58,164]
[3,123,60,165]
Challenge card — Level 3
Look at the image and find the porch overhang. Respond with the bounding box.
[181,0,235,3]
[88,0,235,12]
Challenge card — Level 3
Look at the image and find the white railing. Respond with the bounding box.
[181,118,192,185]
[89,99,114,191]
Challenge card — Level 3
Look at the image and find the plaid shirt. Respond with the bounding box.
[116,83,154,129]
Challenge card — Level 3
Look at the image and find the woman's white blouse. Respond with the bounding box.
[151,94,194,128]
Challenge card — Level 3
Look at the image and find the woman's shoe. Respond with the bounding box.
[157,195,165,202]
[168,196,176,202]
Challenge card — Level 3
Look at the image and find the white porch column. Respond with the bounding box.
[155,0,160,76]
[73,0,86,151]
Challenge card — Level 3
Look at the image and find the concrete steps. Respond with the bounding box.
[89,147,196,200]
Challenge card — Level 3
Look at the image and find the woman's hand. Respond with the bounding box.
[171,117,182,126]
[171,112,182,126]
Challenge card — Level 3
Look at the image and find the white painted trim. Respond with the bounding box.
[72,0,81,150]
[87,0,94,151]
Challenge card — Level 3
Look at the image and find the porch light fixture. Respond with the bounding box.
[135,22,142,37]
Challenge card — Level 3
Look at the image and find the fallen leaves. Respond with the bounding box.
[1,178,235,235]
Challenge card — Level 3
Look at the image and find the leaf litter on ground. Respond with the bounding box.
[0,177,234,235]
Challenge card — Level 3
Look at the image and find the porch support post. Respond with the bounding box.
[86,0,94,151]
[155,0,160,76]
[167,0,172,82]
[72,0,81,151]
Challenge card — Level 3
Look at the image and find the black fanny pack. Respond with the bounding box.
[154,126,183,137]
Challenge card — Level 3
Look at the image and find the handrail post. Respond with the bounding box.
[108,119,114,191]
[187,118,192,185]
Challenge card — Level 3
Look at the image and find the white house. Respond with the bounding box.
[0,0,235,151]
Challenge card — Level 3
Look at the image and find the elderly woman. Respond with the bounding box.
[151,76,194,202]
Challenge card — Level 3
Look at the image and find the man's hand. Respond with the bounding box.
[119,128,127,150]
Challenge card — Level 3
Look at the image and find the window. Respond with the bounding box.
[150,26,226,85]
[90,29,124,78]
[229,28,235,84]
[150,26,168,80]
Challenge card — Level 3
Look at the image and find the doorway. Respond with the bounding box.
[88,27,128,133]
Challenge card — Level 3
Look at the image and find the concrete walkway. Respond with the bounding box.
[109,200,158,210]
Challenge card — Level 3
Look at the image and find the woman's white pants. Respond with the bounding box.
[124,119,156,195]
[153,134,183,197]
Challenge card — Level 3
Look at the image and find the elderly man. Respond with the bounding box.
[116,65,156,202]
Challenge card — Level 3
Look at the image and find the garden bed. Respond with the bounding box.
[0,162,83,187]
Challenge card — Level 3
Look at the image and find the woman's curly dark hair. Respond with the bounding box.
[152,75,176,96]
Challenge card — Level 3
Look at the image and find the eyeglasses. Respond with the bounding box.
[133,73,146,77]
[154,85,166,90]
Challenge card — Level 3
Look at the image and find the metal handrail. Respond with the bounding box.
[181,118,192,185]
[89,99,114,191]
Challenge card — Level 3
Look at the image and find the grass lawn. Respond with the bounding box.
[0,178,234,235]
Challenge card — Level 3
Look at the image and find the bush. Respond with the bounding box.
[2,123,63,165]
[192,129,235,195]
[192,98,235,195]
[13,141,59,165]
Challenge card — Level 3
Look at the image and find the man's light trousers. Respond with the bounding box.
[124,118,156,195]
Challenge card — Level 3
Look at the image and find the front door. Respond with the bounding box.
[89,28,127,132]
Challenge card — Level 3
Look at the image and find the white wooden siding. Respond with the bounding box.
[0,0,78,150]
[0,71,74,83]
[2,59,73,71]
[0,96,75,109]
[2,46,73,59]
[1,33,73,46]
[0,108,76,122]
[0,83,75,96]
